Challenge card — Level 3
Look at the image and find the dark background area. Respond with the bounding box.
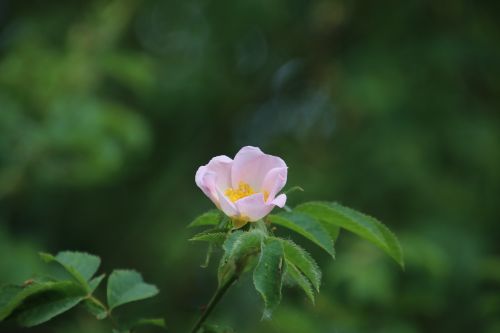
[1,0,499,332]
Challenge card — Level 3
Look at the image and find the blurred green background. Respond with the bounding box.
[1,0,499,332]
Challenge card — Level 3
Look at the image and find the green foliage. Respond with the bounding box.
[285,261,315,304]
[267,212,335,257]
[188,210,223,228]
[16,292,85,327]
[295,202,404,268]
[89,274,106,293]
[218,230,264,286]
[0,203,405,330]
[0,280,86,324]
[83,297,108,320]
[201,243,215,268]
[107,270,159,310]
[189,201,402,322]
[1,0,498,331]
[40,251,101,292]
[280,239,321,292]
[189,210,232,269]
[0,251,164,331]
[0,285,22,319]
[189,229,228,246]
[253,238,285,319]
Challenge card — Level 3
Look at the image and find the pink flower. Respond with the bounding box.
[196,146,288,228]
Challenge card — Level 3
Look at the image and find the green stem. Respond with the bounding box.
[88,295,106,310]
[87,295,119,330]
[190,275,238,333]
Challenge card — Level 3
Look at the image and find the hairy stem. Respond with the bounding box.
[190,275,238,333]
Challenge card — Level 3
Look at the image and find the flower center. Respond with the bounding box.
[225,181,269,203]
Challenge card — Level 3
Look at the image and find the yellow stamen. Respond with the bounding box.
[225,181,269,203]
[225,181,255,202]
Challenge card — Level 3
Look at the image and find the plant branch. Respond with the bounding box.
[190,275,238,333]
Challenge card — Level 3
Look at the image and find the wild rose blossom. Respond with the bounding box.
[195,146,287,228]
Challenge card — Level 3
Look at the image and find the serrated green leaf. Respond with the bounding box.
[267,212,335,258]
[189,230,227,245]
[0,280,85,327]
[17,295,84,327]
[0,285,23,321]
[190,228,229,267]
[40,251,101,291]
[218,230,264,286]
[222,230,244,254]
[107,270,159,310]
[286,262,315,304]
[89,274,105,293]
[0,281,85,322]
[253,238,284,320]
[321,223,341,242]
[0,285,22,316]
[295,201,404,267]
[188,210,222,228]
[280,239,321,291]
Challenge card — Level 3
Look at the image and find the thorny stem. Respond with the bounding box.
[190,275,238,333]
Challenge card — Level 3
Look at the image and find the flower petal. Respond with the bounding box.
[261,167,288,202]
[195,155,233,206]
[234,193,274,222]
[206,155,233,190]
[272,193,287,208]
[195,167,218,205]
[232,146,286,190]
[216,187,238,217]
